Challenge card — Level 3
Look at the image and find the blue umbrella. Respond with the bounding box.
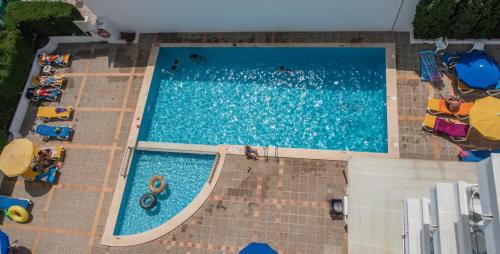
[0,230,10,254]
[240,242,278,254]
[456,51,500,89]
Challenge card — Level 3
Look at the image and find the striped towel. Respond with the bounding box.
[419,50,442,82]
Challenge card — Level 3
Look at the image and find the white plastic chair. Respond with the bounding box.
[435,37,448,54]
[469,41,485,52]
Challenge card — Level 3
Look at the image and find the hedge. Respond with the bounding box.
[5,1,83,37]
[0,29,33,147]
[0,1,83,147]
[413,0,500,39]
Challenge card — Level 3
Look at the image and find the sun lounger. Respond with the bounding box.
[486,80,500,97]
[36,106,73,121]
[38,53,70,67]
[33,146,65,161]
[440,52,463,73]
[422,114,470,141]
[0,195,32,211]
[26,88,61,102]
[459,150,500,162]
[419,50,442,83]
[458,81,475,94]
[426,98,473,119]
[32,75,65,88]
[35,125,72,141]
[22,165,60,184]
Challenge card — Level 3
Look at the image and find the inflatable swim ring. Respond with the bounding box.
[7,205,29,223]
[149,175,166,194]
[140,193,157,210]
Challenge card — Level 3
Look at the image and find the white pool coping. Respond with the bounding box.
[101,43,399,246]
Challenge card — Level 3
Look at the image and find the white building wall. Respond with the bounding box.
[84,0,420,33]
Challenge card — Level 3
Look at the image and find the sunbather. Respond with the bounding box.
[38,53,70,66]
[32,75,65,87]
[26,88,61,102]
[422,114,470,141]
[427,97,473,119]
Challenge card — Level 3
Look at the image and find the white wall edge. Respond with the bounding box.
[409,26,500,45]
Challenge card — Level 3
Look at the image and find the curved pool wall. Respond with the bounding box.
[113,151,215,236]
[139,47,388,153]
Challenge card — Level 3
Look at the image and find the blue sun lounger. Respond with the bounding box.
[0,195,32,211]
[419,50,442,83]
[459,150,500,162]
[35,125,72,141]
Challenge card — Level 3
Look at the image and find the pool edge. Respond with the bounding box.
[101,42,400,247]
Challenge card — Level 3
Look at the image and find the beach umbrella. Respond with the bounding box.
[456,51,500,89]
[469,96,500,140]
[0,230,10,254]
[0,138,34,177]
[240,242,278,254]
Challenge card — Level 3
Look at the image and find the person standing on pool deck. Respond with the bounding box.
[171,59,180,71]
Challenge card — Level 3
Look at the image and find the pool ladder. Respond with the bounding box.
[119,146,134,177]
[263,146,279,163]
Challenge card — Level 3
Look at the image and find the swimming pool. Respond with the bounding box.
[113,151,215,236]
[139,47,388,152]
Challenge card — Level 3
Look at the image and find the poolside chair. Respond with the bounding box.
[457,81,475,94]
[38,53,71,67]
[435,37,448,54]
[35,125,72,141]
[36,106,73,121]
[26,88,62,102]
[34,145,65,162]
[426,98,473,119]
[486,80,500,97]
[440,52,463,73]
[32,75,65,88]
[21,165,60,184]
[422,114,470,142]
[459,149,500,162]
[419,50,442,83]
[469,41,485,52]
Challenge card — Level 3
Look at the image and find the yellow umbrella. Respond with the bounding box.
[0,139,34,177]
[469,96,500,140]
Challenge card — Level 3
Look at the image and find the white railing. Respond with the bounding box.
[119,146,134,177]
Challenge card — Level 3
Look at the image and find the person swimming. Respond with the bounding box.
[171,59,180,71]
[189,54,205,61]
[278,66,292,72]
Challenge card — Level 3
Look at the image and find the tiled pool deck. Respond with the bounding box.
[1,32,499,254]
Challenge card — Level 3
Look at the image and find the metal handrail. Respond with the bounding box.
[275,146,279,162]
[264,146,269,162]
[119,146,134,177]
[208,153,220,184]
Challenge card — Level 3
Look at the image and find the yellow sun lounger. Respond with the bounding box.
[33,145,65,161]
[36,106,73,121]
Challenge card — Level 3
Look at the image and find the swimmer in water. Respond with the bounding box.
[278,66,292,72]
[189,54,206,61]
[171,59,180,71]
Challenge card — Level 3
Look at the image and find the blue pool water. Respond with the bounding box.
[139,47,388,152]
[114,151,214,236]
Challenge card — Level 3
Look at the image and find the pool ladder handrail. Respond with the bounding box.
[119,146,134,177]
[275,146,279,163]
[263,146,269,162]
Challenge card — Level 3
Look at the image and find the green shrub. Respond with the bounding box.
[413,0,500,39]
[5,1,83,36]
[0,29,33,141]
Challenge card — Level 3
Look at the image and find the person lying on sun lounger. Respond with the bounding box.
[38,53,70,66]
